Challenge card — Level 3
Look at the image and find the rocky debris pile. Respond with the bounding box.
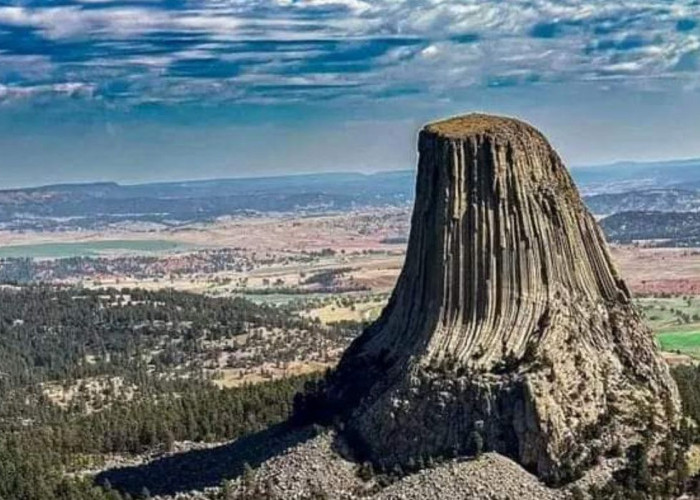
[226,430,373,499]
[376,453,564,500]
[222,430,591,499]
[305,113,681,482]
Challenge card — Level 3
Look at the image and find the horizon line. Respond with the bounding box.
[2,155,699,192]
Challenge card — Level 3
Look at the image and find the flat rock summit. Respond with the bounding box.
[231,113,682,499]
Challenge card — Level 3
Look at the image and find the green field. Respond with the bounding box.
[636,297,700,358]
[657,331,700,356]
[0,240,185,259]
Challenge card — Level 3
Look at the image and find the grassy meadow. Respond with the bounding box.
[637,296,700,358]
[0,240,185,259]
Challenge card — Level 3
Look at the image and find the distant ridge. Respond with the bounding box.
[570,157,700,193]
[1,181,121,194]
[2,156,698,193]
[584,156,700,168]
[0,171,413,194]
[0,158,697,232]
[0,170,416,231]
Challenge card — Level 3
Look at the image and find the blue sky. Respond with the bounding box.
[0,0,699,187]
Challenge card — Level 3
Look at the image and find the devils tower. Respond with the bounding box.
[312,113,680,482]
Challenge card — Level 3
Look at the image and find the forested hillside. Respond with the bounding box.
[600,211,700,246]
[0,286,345,499]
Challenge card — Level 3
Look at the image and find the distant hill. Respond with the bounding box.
[600,211,700,246]
[0,171,416,231]
[0,158,698,232]
[584,189,700,215]
[570,157,700,195]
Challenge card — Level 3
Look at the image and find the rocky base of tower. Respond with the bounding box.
[318,297,679,484]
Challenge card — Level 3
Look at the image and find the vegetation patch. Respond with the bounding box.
[658,331,700,357]
[636,296,700,357]
[0,240,185,259]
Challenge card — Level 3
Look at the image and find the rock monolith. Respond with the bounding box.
[317,113,680,482]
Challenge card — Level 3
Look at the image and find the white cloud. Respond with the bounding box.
[0,82,95,103]
[0,0,698,105]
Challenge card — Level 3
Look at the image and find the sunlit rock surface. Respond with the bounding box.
[322,113,680,481]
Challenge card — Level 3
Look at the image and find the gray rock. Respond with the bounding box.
[224,431,572,500]
[322,113,681,482]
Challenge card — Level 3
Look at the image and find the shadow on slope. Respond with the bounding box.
[95,422,315,496]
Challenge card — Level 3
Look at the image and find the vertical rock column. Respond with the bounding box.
[319,114,680,481]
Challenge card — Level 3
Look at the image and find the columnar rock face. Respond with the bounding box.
[322,114,680,482]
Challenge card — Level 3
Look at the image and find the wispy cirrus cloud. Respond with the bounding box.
[0,81,95,103]
[0,0,698,106]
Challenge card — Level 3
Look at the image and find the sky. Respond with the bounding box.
[0,0,700,188]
